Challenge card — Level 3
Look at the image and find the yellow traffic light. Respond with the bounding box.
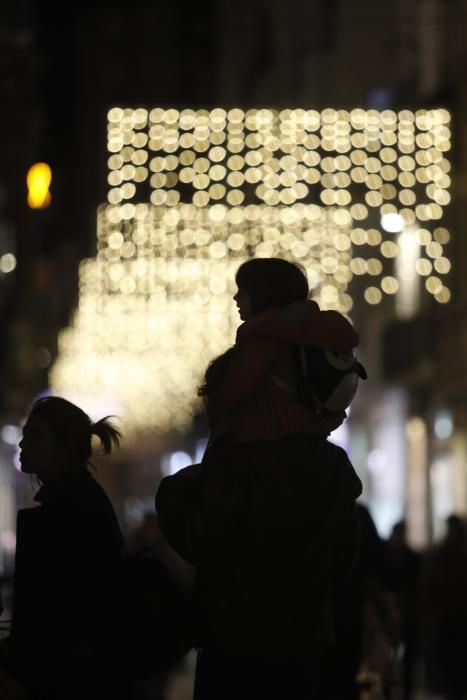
[27,162,52,209]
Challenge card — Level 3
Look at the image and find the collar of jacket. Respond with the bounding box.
[34,469,90,505]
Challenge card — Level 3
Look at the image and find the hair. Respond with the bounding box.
[197,347,235,397]
[391,520,406,537]
[235,258,309,315]
[29,396,121,471]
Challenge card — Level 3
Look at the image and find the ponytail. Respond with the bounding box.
[90,417,121,456]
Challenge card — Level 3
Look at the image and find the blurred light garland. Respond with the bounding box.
[51,107,452,434]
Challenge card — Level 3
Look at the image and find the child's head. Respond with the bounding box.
[235,258,309,318]
[19,396,121,481]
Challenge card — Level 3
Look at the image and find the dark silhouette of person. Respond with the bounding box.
[156,258,364,700]
[419,514,467,700]
[382,519,420,700]
[0,397,129,700]
[327,502,403,699]
[127,511,162,555]
[125,511,191,700]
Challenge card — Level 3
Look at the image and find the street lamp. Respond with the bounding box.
[26,162,52,209]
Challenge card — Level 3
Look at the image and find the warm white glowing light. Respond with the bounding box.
[434,410,453,440]
[51,203,354,434]
[0,254,16,274]
[396,229,421,319]
[381,213,405,233]
[51,107,453,434]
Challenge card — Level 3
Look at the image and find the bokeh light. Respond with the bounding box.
[51,107,452,434]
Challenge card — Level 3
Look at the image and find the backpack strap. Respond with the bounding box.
[296,345,325,415]
[270,374,294,394]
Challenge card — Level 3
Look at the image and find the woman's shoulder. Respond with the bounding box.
[47,471,122,532]
[324,441,362,499]
[74,472,120,517]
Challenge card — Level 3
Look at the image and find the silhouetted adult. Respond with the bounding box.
[157,258,364,700]
[125,511,193,700]
[382,519,420,700]
[326,502,384,699]
[419,514,467,700]
[127,511,161,555]
[0,397,128,700]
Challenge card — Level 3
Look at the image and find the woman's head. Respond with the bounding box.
[19,396,121,481]
[234,258,309,319]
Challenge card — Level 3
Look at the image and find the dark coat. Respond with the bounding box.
[8,469,126,698]
[156,434,362,659]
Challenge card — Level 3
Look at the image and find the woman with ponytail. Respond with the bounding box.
[1,396,129,699]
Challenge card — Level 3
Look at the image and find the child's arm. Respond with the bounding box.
[308,309,359,351]
[288,309,359,352]
[261,302,359,352]
[207,335,279,423]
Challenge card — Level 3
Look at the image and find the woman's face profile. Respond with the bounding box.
[233,286,252,321]
[19,415,62,480]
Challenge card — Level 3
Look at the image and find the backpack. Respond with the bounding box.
[295,346,367,414]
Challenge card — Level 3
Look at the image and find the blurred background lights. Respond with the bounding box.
[434,410,454,440]
[381,212,405,233]
[160,450,192,477]
[1,424,22,446]
[35,347,52,369]
[0,254,17,274]
[367,448,388,475]
[26,162,52,209]
[50,107,452,434]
